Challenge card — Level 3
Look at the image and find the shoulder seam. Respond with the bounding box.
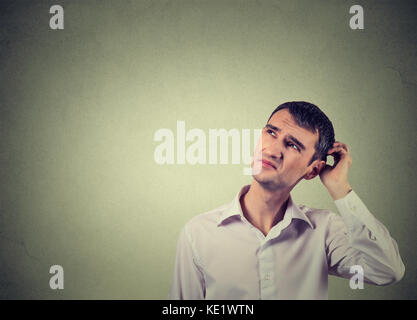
[183,224,204,269]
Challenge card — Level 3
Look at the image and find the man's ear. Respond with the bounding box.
[304,160,326,180]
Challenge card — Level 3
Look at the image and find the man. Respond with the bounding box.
[169,101,405,299]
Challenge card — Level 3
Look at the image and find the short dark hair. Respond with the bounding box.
[267,101,335,163]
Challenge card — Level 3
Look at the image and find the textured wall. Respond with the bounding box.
[0,0,416,299]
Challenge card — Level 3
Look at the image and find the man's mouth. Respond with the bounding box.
[260,159,277,170]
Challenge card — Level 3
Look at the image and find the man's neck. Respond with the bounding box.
[240,180,290,236]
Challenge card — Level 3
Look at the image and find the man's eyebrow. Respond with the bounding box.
[265,124,280,131]
[288,135,306,151]
[265,124,306,151]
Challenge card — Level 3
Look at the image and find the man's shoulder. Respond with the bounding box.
[296,202,340,228]
[183,202,230,232]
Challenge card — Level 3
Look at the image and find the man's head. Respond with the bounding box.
[252,101,335,191]
[268,102,335,163]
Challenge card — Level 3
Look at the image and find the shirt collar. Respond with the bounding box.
[217,184,314,229]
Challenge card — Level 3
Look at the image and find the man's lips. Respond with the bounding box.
[260,159,277,170]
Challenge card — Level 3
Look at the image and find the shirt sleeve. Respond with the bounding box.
[168,224,206,299]
[326,190,405,285]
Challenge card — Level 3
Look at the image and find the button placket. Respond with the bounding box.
[258,244,275,298]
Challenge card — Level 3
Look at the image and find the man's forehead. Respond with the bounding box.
[267,109,319,143]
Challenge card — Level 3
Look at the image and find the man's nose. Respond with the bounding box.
[263,150,283,161]
[262,140,284,160]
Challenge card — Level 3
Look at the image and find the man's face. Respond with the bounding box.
[252,109,323,191]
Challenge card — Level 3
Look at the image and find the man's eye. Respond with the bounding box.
[287,142,299,151]
[266,129,276,137]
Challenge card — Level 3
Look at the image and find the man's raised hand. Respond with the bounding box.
[319,141,353,200]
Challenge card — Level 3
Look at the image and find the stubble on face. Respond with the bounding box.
[252,162,290,192]
[250,109,319,193]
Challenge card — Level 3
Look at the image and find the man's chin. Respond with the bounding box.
[253,172,289,191]
[253,172,277,185]
[252,161,276,175]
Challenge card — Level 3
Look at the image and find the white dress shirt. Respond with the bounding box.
[169,184,405,300]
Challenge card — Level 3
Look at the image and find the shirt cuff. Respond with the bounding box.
[333,190,379,236]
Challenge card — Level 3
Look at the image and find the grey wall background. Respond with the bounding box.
[0,0,416,299]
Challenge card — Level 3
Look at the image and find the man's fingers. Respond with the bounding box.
[332,141,349,153]
[327,146,348,156]
[328,141,350,157]
[327,145,352,166]
[327,146,352,168]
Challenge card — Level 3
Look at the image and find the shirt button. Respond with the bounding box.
[263,273,271,280]
[369,231,377,241]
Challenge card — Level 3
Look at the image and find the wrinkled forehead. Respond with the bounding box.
[267,109,319,147]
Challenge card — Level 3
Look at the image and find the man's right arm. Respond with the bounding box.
[168,225,206,299]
